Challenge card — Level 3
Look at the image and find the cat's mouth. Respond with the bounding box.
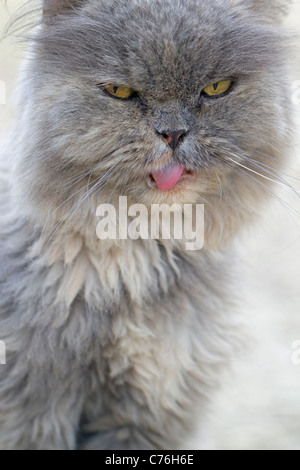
[147,163,195,191]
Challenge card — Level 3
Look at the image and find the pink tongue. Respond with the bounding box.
[152,164,184,191]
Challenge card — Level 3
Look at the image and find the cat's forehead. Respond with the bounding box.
[38,0,280,98]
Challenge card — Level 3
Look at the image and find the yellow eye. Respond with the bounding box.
[105,85,134,99]
[203,80,232,97]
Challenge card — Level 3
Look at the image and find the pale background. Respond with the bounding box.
[1,0,300,450]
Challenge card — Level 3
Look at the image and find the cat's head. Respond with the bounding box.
[14,0,293,246]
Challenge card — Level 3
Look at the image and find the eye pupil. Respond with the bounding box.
[105,85,134,99]
[202,80,232,98]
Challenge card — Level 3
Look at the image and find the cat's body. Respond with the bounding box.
[0,0,293,449]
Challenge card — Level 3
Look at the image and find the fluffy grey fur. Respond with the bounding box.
[0,0,294,449]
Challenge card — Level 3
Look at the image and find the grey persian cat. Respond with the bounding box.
[0,0,293,450]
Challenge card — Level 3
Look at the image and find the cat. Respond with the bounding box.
[0,0,294,450]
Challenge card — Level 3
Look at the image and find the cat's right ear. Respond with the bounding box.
[43,0,81,18]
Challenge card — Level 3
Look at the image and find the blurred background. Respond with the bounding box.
[1,0,300,450]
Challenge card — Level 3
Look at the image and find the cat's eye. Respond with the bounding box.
[202,80,232,97]
[105,85,134,99]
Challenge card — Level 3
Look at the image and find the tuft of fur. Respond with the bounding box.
[0,0,294,449]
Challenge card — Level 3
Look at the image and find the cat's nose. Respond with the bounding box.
[158,129,188,151]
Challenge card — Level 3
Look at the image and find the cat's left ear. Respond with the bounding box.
[239,0,292,23]
[43,0,82,18]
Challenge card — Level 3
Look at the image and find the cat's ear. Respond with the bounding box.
[239,0,292,23]
[43,0,82,18]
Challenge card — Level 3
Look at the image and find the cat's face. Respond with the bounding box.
[15,0,293,244]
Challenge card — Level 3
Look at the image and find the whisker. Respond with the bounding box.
[239,155,300,187]
[41,155,129,239]
[214,171,225,207]
[240,157,300,200]
[42,177,114,254]
[229,140,300,182]
[228,157,300,196]
[225,160,300,218]
[60,169,92,192]
[40,170,99,239]
[41,159,127,253]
